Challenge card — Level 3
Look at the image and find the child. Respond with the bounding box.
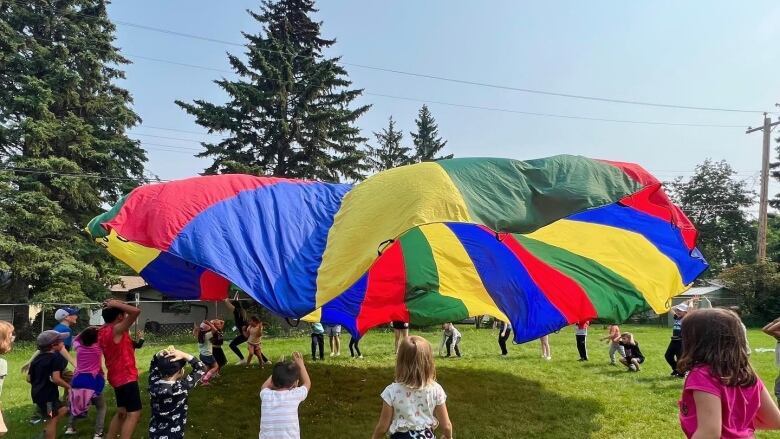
[618,332,645,372]
[53,307,79,351]
[498,320,512,356]
[245,316,269,366]
[310,322,325,361]
[259,352,311,438]
[600,324,625,365]
[0,320,14,436]
[371,335,453,439]
[440,322,462,358]
[28,330,70,439]
[678,308,780,438]
[762,316,780,403]
[540,334,551,360]
[349,335,362,359]
[65,327,107,437]
[148,346,206,439]
[575,320,589,361]
[666,302,690,377]
[210,319,228,376]
[195,321,218,383]
[326,324,342,357]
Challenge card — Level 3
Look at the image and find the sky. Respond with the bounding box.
[107,1,780,212]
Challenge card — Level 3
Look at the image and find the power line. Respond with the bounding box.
[126,54,749,129]
[0,167,162,182]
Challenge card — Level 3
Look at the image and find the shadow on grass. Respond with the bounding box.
[5,362,605,439]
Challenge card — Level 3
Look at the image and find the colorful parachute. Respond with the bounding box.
[86,155,707,343]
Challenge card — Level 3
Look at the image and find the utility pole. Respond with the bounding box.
[746,110,780,261]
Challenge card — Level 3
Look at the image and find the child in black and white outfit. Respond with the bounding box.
[148,346,206,439]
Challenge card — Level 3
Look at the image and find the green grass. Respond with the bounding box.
[3,324,780,438]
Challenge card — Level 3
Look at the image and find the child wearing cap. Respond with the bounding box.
[259,352,311,438]
[53,307,79,351]
[28,330,70,439]
[148,346,206,439]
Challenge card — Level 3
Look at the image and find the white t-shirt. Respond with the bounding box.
[0,358,6,397]
[199,332,213,357]
[381,381,446,434]
[259,386,309,439]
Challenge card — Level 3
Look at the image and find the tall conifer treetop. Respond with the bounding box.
[366,116,412,172]
[411,104,451,162]
[177,0,370,182]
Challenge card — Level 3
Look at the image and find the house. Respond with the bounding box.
[104,276,225,334]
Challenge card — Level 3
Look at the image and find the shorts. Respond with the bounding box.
[72,373,106,395]
[248,342,262,355]
[113,381,142,412]
[200,354,216,366]
[392,321,409,330]
[326,325,342,336]
[35,399,63,419]
[213,347,227,367]
[390,429,434,439]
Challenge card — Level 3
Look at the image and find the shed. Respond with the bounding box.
[666,285,739,327]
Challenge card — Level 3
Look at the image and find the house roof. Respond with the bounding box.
[110,276,148,292]
[679,286,723,297]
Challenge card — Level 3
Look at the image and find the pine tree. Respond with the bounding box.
[410,105,451,162]
[366,116,412,172]
[0,0,146,303]
[176,0,369,181]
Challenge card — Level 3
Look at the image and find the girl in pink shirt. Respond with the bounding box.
[66,326,107,437]
[678,308,780,438]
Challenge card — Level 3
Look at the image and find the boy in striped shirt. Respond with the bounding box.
[259,352,311,439]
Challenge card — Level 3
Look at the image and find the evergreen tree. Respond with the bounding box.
[366,116,412,172]
[410,105,451,162]
[176,0,369,181]
[0,0,146,303]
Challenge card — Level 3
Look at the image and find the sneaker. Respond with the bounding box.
[330,352,335,357]
[358,355,363,359]
[235,359,247,365]
[545,356,552,361]
[94,434,104,439]
[65,427,77,435]
[629,364,637,372]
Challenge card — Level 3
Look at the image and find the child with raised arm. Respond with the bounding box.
[600,324,624,365]
[259,352,311,438]
[65,326,107,437]
[194,320,218,384]
[148,346,206,439]
[679,308,780,438]
[28,330,71,439]
[372,335,453,439]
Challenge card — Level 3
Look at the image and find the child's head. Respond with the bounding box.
[250,316,261,326]
[678,308,756,387]
[37,330,67,352]
[0,320,14,354]
[271,360,300,389]
[102,306,126,324]
[55,307,79,325]
[211,319,225,331]
[154,346,187,380]
[620,332,634,344]
[78,326,99,347]
[395,335,436,389]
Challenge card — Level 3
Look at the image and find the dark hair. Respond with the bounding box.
[79,327,99,347]
[677,308,756,387]
[102,307,124,324]
[271,360,300,388]
[153,354,186,378]
[250,315,261,324]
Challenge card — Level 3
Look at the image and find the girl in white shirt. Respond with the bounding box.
[371,335,453,439]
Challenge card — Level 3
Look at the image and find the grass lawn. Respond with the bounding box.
[3,324,780,438]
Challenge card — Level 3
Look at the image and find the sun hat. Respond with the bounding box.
[673,303,689,314]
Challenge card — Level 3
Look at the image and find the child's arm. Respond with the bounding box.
[690,391,721,439]
[434,403,453,439]
[170,349,206,390]
[755,385,780,430]
[763,319,780,338]
[51,370,71,391]
[58,345,76,367]
[260,374,273,390]
[222,298,235,313]
[292,352,311,390]
[20,350,40,373]
[370,402,394,439]
[104,300,141,342]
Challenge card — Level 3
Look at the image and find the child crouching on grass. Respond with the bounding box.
[372,335,453,439]
[28,330,70,439]
[618,332,645,372]
[259,351,311,438]
[148,346,206,439]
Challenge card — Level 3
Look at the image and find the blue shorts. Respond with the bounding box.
[71,373,106,395]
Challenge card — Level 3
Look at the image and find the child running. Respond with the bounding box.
[195,321,218,384]
[371,335,453,439]
[678,308,780,438]
[148,346,206,439]
[65,326,107,438]
[210,319,228,377]
[246,316,269,367]
[441,322,462,358]
[600,324,625,365]
[28,330,70,439]
[618,332,644,372]
[259,352,311,438]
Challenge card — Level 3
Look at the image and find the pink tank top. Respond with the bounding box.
[98,324,138,387]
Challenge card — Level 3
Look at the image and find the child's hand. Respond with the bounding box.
[167,349,193,362]
[292,351,304,364]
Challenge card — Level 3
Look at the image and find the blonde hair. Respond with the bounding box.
[0,320,14,354]
[620,332,635,344]
[395,335,436,389]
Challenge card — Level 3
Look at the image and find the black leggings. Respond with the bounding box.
[349,337,361,357]
[498,329,512,355]
[311,334,324,359]
[576,334,587,360]
[665,339,682,372]
[230,334,247,360]
[445,336,460,357]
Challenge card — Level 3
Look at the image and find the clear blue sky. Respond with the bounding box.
[108,0,780,208]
